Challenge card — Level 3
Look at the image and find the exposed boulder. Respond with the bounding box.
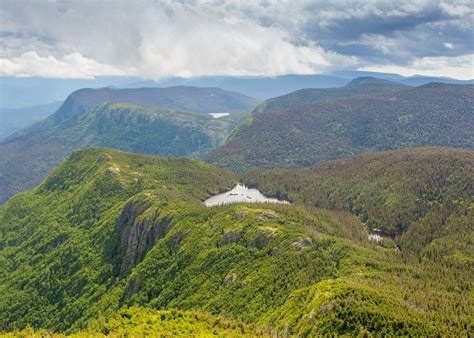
[292,237,313,249]
[224,272,238,285]
[248,227,277,249]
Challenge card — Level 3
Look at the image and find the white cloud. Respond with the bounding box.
[135,10,357,78]
[361,53,474,80]
[439,1,472,16]
[0,1,359,79]
[443,42,454,49]
[0,51,129,78]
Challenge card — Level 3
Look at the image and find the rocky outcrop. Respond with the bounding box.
[116,195,174,275]
[220,229,242,246]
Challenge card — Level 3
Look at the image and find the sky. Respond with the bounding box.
[0,0,473,80]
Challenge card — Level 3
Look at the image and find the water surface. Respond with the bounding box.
[204,184,289,207]
[208,113,230,118]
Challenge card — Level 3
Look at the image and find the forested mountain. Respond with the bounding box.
[0,98,252,204]
[0,147,472,336]
[46,86,259,125]
[207,81,474,170]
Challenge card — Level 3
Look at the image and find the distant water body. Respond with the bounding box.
[208,113,230,118]
[204,184,289,207]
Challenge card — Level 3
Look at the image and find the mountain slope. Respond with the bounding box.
[207,82,474,170]
[49,86,259,125]
[0,147,472,336]
[0,103,249,204]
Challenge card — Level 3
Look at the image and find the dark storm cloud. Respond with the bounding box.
[303,2,448,40]
[299,1,473,66]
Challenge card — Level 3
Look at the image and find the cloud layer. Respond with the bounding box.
[0,0,472,79]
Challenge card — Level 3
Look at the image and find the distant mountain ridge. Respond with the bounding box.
[146,72,474,99]
[207,81,474,170]
[253,77,407,113]
[49,85,259,125]
[2,72,472,112]
[344,76,406,87]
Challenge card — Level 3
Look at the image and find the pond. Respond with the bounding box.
[204,184,289,207]
[208,113,230,118]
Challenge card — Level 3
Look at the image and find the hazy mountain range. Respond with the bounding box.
[1,70,472,146]
[2,71,472,111]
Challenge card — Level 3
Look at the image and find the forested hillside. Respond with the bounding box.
[207,82,474,170]
[0,103,249,205]
[244,148,474,254]
[1,147,472,336]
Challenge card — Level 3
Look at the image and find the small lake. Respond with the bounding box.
[208,113,230,118]
[204,184,289,207]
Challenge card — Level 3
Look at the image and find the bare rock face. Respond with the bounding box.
[116,196,173,275]
[220,230,242,246]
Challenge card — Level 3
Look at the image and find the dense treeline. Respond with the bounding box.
[0,148,472,336]
[243,148,473,252]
